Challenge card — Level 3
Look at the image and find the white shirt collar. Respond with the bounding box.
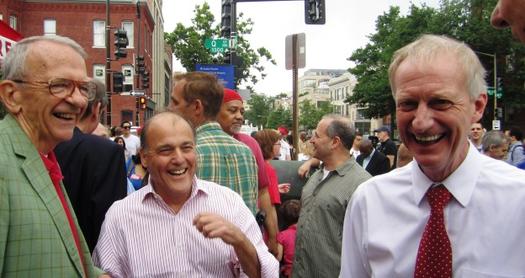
[412,143,483,207]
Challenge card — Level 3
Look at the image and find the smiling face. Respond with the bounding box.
[310,118,334,161]
[217,100,244,135]
[394,53,486,181]
[491,0,525,44]
[470,122,483,141]
[14,41,88,153]
[141,113,196,199]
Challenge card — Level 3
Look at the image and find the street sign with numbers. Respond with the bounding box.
[204,38,230,54]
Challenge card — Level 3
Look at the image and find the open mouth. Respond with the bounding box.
[413,134,445,145]
[168,168,188,176]
[54,112,75,121]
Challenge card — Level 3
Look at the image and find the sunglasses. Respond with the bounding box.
[122,126,131,129]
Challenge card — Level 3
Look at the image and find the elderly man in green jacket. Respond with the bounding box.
[0,35,105,277]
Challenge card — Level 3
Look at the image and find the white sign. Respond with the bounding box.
[492,120,501,131]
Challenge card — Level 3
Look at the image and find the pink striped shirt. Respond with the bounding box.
[93,177,278,277]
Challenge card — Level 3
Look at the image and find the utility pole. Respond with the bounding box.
[135,0,141,126]
[105,0,112,125]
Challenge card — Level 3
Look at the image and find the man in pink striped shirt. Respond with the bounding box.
[93,112,278,277]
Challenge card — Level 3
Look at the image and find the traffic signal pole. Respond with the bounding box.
[105,0,112,125]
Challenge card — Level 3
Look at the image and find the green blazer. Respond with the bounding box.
[0,114,102,277]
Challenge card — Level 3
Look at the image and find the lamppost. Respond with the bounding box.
[475,51,497,123]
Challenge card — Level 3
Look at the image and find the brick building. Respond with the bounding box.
[0,0,169,127]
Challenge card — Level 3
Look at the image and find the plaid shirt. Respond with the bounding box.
[196,122,258,214]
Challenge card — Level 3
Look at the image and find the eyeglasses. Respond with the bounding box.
[13,78,96,101]
[122,126,131,129]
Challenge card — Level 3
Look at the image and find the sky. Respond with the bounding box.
[162,0,441,96]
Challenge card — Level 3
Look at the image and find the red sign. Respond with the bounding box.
[0,20,22,60]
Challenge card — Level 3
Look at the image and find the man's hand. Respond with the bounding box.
[278,183,291,193]
[193,212,244,246]
[267,237,279,257]
[298,158,320,178]
[193,212,261,278]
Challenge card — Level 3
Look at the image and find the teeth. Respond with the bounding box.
[415,134,441,142]
[169,168,187,176]
[54,113,75,120]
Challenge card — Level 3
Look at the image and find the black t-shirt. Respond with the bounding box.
[376,138,397,169]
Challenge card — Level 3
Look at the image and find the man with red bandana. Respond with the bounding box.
[341,35,525,277]
[217,88,280,257]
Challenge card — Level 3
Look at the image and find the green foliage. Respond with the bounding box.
[244,93,271,129]
[346,0,525,128]
[267,106,292,130]
[165,3,276,87]
[299,99,334,130]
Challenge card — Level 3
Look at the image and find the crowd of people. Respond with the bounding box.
[1,0,525,276]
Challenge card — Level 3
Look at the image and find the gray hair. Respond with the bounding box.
[482,130,507,152]
[322,114,355,150]
[389,34,487,101]
[80,79,108,121]
[2,35,87,80]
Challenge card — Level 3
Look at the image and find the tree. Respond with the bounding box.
[299,99,333,130]
[165,3,275,87]
[347,5,437,122]
[267,106,292,130]
[346,0,525,130]
[244,93,271,129]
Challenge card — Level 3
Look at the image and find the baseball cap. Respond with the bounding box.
[374,126,390,133]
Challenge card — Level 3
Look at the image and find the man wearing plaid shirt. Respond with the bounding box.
[168,72,258,215]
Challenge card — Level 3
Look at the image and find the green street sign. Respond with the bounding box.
[487,87,503,99]
[204,38,230,54]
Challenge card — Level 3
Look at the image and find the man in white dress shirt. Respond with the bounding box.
[340,35,525,277]
[93,112,278,277]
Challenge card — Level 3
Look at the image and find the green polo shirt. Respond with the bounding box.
[195,122,258,215]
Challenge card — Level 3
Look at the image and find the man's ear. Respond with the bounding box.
[91,102,102,122]
[139,150,148,168]
[193,99,204,117]
[471,93,488,123]
[331,135,342,149]
[0,81,23,114]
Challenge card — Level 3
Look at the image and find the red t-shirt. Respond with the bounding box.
[277,224,297,276]
[265,161,281,204]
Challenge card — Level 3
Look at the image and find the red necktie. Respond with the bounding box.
[414,185,452,278]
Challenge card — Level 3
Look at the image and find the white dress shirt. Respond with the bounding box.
[93,177,278,278]
[341,143,525,277]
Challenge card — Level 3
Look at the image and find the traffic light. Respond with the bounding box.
[139,96,146,110]
[497,77,503,90]
[136,55,145,74]
[221,0,232,38]
[305,0,325,25]
[112,71,124,93]
[141,71,150,89]
[114,29,129,59]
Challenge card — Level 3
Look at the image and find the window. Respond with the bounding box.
[9,15,17,30]
[93,65,105,81]
[122,21,134,48]
[93,20,106,47]
[44,19,56,36]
